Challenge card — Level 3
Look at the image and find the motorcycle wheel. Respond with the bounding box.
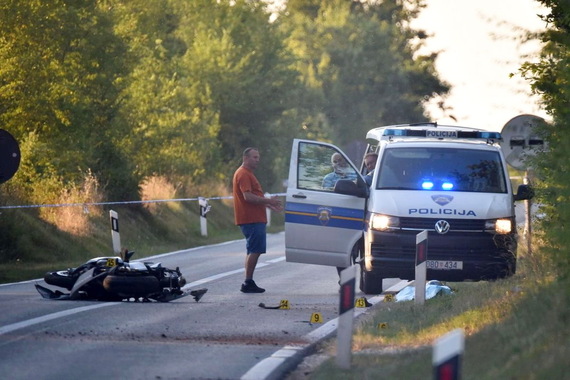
[103,274,160,298]
[44,271,76,291]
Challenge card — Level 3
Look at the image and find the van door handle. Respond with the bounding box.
[292,194,307,199]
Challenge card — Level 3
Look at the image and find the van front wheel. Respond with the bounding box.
[359,266,383,294]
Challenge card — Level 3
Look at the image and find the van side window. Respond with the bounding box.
[297,142,357,192]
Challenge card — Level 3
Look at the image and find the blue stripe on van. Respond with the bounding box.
[285,202,364,230]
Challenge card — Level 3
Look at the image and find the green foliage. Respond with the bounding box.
[174,0,300,187]
[279,0,449,148]
[519,0,570,276]
[0,0,453,255]
[0,0,139,201]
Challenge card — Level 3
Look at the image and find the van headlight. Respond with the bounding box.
[370,214,400,231]
[485,218,513,234]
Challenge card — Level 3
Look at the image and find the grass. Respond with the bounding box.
[300,240,570,379]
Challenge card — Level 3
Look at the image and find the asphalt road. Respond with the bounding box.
[0,232,386,380]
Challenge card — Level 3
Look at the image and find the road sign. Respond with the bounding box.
[500,114,546,170]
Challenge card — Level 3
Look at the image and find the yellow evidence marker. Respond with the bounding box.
[279,299,290,310]
[310,312,323,323]
[355,297,368,308]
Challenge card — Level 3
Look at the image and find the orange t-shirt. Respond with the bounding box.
[232,166,267,225]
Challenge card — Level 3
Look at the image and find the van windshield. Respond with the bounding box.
[376,147,507,193]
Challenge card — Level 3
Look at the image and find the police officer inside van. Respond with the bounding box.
[322,153,357,190]
[363,152,378,186]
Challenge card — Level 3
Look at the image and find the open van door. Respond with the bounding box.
[285,139,368,268]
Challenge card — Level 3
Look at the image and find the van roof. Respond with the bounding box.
[366,122,502,145]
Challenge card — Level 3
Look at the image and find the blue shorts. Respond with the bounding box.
[240,223,267,254]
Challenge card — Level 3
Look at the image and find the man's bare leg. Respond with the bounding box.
[245,253,261,280]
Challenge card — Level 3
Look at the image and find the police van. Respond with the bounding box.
[284,123,533,294]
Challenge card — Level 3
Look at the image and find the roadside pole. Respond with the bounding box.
[109,210,121,254]
[524,171,532,255]
[336,265,356,369]
[433,329,464,380]
[198,197,210,237]
[415,230,428,305]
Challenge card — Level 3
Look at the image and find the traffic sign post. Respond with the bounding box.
[336,265,356,369]
[415,230,428,305]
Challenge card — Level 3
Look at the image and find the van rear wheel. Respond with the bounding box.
[359,265,383,294]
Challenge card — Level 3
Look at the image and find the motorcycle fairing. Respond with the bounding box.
[35,283,71,300]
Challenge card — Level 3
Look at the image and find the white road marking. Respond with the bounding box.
[0,303,118,336]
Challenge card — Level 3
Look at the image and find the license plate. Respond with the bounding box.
[426,260,463,270]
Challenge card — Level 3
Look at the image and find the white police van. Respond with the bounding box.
[284,123,533,294]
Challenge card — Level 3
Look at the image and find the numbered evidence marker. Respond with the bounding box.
[383,294,394,302]
[279,299,290,310]
[377,322,388,329]
[310,312,323,323]
[355,297,367,308]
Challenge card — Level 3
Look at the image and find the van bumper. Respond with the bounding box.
[365,230,517,281]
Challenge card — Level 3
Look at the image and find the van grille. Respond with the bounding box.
[399,217,485,232]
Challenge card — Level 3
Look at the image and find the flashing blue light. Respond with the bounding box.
[442,182,454,190]
[477,131,502,139]
[383,129,408,136]
[421,181,434,190]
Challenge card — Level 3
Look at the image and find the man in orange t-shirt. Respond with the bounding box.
[233,147,282,293]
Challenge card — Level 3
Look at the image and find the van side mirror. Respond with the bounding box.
[334,179,369,198]
[514,184,534,201]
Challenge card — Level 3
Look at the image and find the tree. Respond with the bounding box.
[520,0,570,272]
[0,0,138,202]
[279,0,449,151]
[174,0,300,188]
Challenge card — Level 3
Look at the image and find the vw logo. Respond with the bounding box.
[435,220,450,234]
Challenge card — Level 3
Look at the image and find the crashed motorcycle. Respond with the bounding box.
[35,250,207,302]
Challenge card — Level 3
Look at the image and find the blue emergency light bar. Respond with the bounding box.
[382,129,502,140]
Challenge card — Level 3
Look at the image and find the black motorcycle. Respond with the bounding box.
[35,250,207,302]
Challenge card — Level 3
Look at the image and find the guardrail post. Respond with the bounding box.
[415,230,428,305]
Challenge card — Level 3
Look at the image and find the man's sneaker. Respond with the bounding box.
[240,280,265,293]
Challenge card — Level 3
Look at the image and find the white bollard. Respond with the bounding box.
[198,197,210,237]
[433,328,464,380]
[336,265,357,369]
[109,210,121,254]
[415,230,428,305]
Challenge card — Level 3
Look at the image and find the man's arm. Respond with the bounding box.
[243,192,282,210]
